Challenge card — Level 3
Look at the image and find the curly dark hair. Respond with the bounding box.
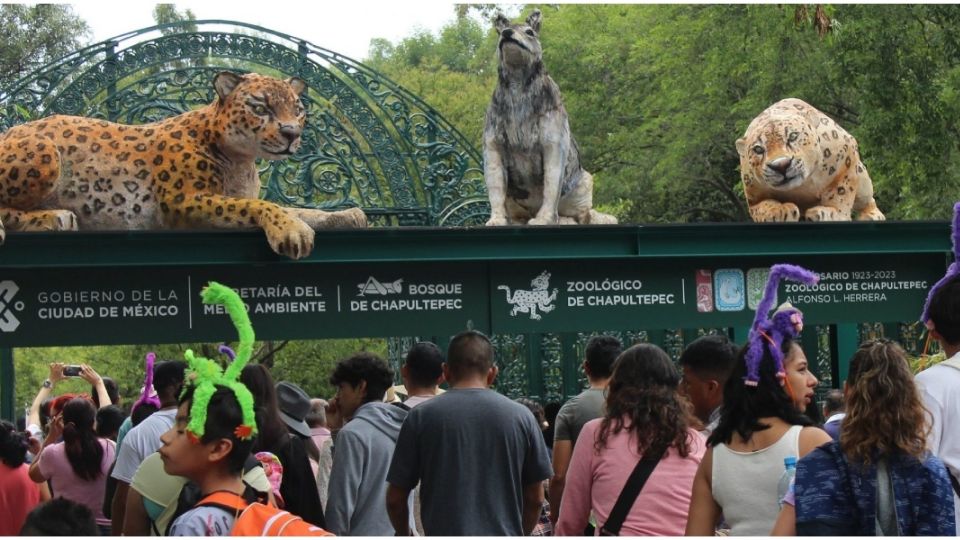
[595,343,696,458]
[841,339,928,465]
[329,352,394,403]
[707,338,815,447]
[0,420,29,468]
[20,497,98,536]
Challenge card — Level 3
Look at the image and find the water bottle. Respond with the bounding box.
[777,456,798,510]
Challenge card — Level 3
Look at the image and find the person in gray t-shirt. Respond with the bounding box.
[386,330,552,536]
[549,335,621,526]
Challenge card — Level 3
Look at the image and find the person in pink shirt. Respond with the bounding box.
[28,397,116,535]
[555,343,706,536]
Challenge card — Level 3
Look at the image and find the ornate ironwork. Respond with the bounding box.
[858,322,885,344]
[624,330,650,346]
[897,321,929,357]
[0,20,488,226]
[814,325,833,388]
[386,335,421,386]
[539,333,564,403]
[663,329,686,364]
[492,334,528,398]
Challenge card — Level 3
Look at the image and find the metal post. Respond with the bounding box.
[298,42,308,79]
[560,333,579,400]
[832,323,859,386]
[527,333,541,400]
[106,42,118,122]
[0,348,13,422]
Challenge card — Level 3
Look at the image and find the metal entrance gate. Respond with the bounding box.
[0,23,950,418]
[0,19,489,227]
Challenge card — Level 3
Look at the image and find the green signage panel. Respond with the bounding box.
[0,263,489,346]
[489,254,942,333]
[0,252,942,346]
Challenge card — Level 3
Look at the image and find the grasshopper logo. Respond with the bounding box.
[0,281,21,332]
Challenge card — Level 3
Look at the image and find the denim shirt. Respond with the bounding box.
[794,440,956,536]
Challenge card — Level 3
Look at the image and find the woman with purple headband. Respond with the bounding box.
[686,264,832,536]
[130,353,162,426]
[771,339,955,535]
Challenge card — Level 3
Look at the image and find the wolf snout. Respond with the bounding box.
[498,28,526,50]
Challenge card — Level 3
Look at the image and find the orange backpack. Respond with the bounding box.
[196,492,334,536]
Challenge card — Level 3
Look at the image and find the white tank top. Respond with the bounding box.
[711,424,802,536]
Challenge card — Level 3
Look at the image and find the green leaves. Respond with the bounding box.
[0,5,90,91]
[368,4,960,224]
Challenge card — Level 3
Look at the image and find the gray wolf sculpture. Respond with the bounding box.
[483,10,617,226]
[0,72,367,259]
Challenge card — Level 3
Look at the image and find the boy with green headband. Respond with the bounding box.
[158,282,261,536]
[160,384,258,535]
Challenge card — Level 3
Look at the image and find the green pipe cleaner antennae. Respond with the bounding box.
[183,281,258,443]
[201,282,255,382]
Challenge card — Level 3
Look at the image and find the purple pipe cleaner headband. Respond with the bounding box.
[131,352,162,413]
[920,202,960,323]
[743,264,819,386]
[218,344,236,361]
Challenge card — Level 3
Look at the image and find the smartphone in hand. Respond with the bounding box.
[62,365,83,377]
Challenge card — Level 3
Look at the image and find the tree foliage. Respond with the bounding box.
[14,338,388,413]
[0,4,90,91]
[368,4,960,222]
[153,4,197,34]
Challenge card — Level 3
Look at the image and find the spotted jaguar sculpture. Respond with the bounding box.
[736,98,884,222]
[0,72,367,259]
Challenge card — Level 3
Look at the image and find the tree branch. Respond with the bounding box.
[253,340,291,368]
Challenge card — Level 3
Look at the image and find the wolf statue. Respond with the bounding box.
[483,10,617,226]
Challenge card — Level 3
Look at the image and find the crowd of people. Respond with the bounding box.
[0,265,958,536]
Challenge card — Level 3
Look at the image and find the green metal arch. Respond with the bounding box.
[0,20,489,226]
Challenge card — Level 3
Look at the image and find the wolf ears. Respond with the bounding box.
[494,10,542,33]
[494,13,510,32]
[526,10,542,33]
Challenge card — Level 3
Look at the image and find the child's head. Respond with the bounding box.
[0,420,28,468]
[19,497,98,536]
[159,384,255,480]
[96,405,126,440]
[160,281,259,481]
